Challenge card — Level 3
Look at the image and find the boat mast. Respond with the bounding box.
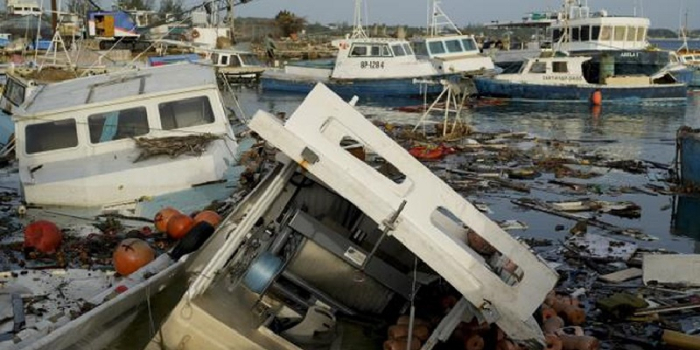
[427,0,461,36]
[350,0,368,38]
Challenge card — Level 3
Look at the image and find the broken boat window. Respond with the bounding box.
[428,41,446,55]
[158,96,215,130]
[430,206,523,285]
[444,39,463,53]
[339,136,406,184]
[26,119,78,154]
[88,106,149,144]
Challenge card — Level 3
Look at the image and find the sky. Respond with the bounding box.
[231,0,700,30]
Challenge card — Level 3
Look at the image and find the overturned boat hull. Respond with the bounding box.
[474,77,688,104]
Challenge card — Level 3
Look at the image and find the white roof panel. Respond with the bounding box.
[19,63,217,116]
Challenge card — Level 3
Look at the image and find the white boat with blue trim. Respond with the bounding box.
[474,55,688,104]
[261,37,460,98]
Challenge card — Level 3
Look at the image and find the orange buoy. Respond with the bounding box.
[383,337,420,350]
[546,334,563,350]
[24,220,62,254]
[167,214,195,239]
[193,210,222,228]
[541,304,558,322]
[558,334,600,350]
[590,89,602,106]
[464,333,485,350]
[154,207,181,233]
[113,238,155,275]
[543,316,565,335]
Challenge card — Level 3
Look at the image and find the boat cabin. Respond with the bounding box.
[549,1,649,51]
[210,50,262,68]
[283,37,439,80]
[6,0,41,16]
[411,34,496,74]
[499,56,590,84]
[0,73,37,114]
[12,64,238,212]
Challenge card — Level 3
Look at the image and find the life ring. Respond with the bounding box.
[192,30,200,39]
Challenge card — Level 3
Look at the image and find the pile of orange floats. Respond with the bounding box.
[153,207,222,240]
[408,144,456,161]
[384,316,430,350]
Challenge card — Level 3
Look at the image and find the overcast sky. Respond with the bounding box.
[232,0,700,29]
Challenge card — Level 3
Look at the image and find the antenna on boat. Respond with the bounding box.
[678,2,689,52]
[350,0,368,39]
[427,0,461,36]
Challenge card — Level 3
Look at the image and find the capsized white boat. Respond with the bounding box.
[147,84,558,350]
[12,63,240,218]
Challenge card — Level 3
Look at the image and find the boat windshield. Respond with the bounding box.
[391,44,406,56]
[25,119,78,154]
[403,43,413,55]
[412,41,428,56]
[3,77,26,106]
[241,54,262,66]
[461,38,477,51]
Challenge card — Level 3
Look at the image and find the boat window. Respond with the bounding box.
[25,119,78,154]
[552,29,562,42]
[591,25,601,40]
[392,44,406,56]
[613,26,625,41]
[571,27,580,41]
[552,61,568,73]
[428,41,446,55]
[412,41,428,56]
[403,43,413,55]
[159,96,215,130]
[241,54,262,66]
[228,55,241,67]
[339,136,405,184]
[381,45,392,56]
[637,27,646,42]
[600,26,611,41]
[211,53,219,64]
[370,45,381,56]
[627,26,636,41]
[3,78,25,106]
[461,38,477,51]
[529,61,546,74]
[580,25,590,41]
[220,55,228,66]
[350,45,367,57]
[88,107,149,144]
[444,39,463,53]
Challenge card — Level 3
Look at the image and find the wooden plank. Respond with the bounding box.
[599,268,643,283]
[643,254,700,287]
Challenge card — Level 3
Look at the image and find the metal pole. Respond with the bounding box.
[51,0,58,36]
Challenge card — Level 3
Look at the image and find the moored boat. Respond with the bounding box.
[474,55,688,104]
[261,37,460,98]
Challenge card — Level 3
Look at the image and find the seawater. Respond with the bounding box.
[232,87,700,254]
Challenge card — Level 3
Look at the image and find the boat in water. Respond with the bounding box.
[261,37,459,98]
[12,63,242,218]
[474,55,688,104]
[147,83,558,350]
[487,0,684,83]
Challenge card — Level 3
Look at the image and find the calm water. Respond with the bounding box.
[231,87,700,254]
[650,38,700,51]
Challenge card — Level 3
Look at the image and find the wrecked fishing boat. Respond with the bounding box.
[12,63,240,218]
[261,37,460,98]
[147,84,558,350]
[474,56,688,104]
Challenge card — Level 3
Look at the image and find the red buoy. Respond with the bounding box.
[167,214,195,239]
[590,89,602,106]
[24,220,62,254]
[193,210,222,228]
[113,238,155,275]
